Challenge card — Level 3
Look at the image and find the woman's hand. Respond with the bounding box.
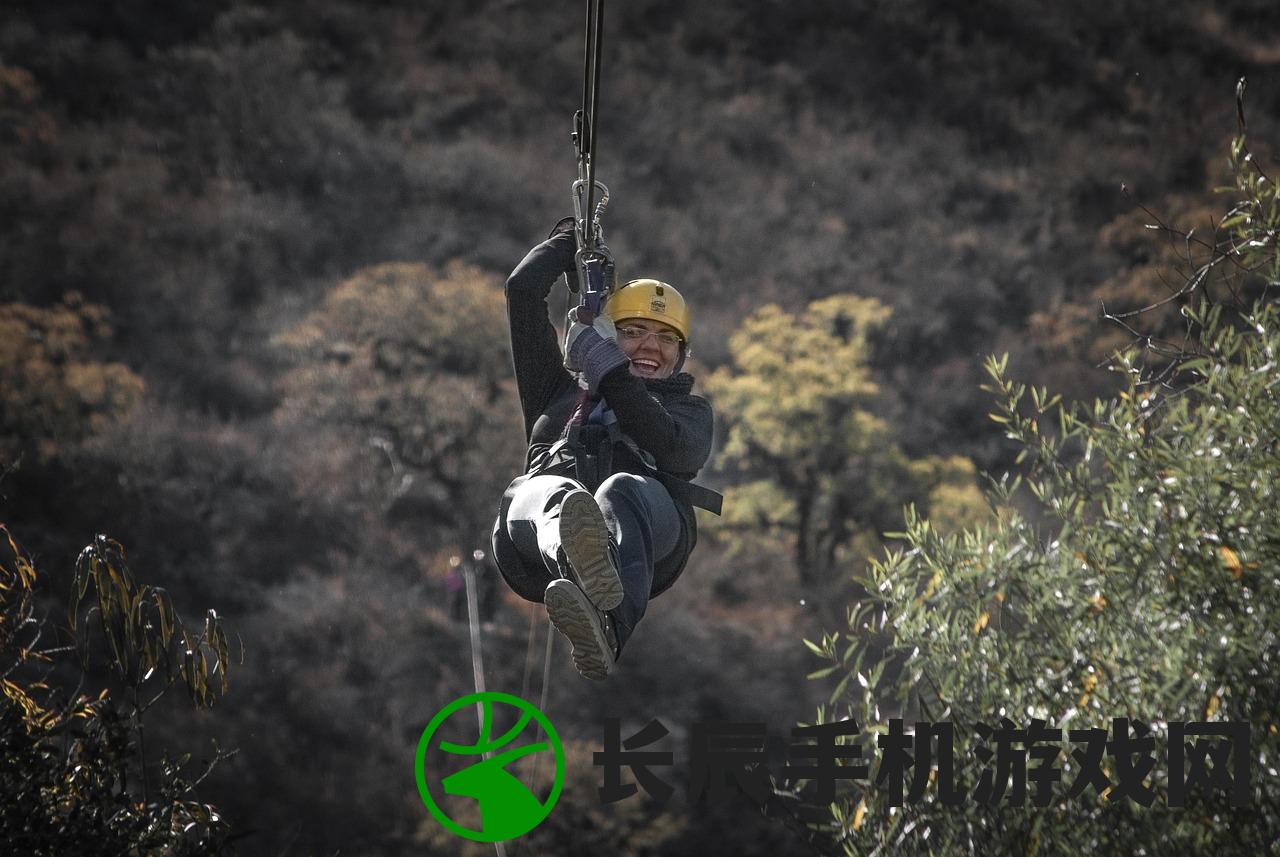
[564,307,618,366]
[564,307,627,390]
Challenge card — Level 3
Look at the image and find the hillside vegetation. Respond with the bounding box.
[2,2,1278,854]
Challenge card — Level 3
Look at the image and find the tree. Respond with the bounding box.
[0,292,143,464]
[706,294,986,583]
[273,260,524,551]
[1,526,236,854]
[807,97,1279,855]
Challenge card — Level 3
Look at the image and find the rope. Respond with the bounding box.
[463,564,509,857]
[528,623,556,791]
[513,618,556,857]
[518,606,540,703]
[463,566,488,710]
[465,563,559,857]
[538,627,555,730]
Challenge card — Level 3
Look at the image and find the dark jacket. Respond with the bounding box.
[491,229,715,602]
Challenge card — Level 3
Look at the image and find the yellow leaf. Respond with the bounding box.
[914,571,942,605]
[1205,693,1220,719]
[995,590,1005,602]
[853,797,867,830]
[1219,547,1242,579]
[972,611,989,634]
[1089,593,1107,613]
[1078,673,1100,707]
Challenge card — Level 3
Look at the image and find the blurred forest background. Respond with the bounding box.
[2,0,1279,854]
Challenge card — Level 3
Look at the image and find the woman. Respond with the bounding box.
[491,218,720,680]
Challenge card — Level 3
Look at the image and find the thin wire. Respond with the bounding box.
[514,620,556,857]
[528,622,556,790]
[518,606,539,704]
[463,565,487,724]
[539,625,555,729]
[464,564,509,857]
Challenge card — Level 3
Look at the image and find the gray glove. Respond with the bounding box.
[564,307,628,390]
[564,306,617,364]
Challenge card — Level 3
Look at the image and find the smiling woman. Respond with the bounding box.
[607,277,690,378]
[489,222,721,681]
[615,318,682,378]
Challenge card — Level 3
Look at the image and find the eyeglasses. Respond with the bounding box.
[616,325,682,348]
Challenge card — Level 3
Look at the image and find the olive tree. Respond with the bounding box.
[806,93,1280,855]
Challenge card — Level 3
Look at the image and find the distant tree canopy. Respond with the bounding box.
[0,292,143,464]
[274,260,523,547]
[807,117,1280,855]
[705,294,987,583]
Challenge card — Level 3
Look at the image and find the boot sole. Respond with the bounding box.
[558,490,624,610]
[544,579,612,681]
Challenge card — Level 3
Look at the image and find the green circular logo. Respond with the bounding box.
[415,691,565,843]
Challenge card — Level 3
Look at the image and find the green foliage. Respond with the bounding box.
[707,295,986,582]
[1,526,235,854]
[712,295,890,463]
[1223,83,1280,287]
[809,125,1280,854]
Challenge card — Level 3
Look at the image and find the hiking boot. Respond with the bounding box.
[557,489,624,611]
[544,578,618,681]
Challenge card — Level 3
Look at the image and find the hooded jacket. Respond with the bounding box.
[490,228,715,602]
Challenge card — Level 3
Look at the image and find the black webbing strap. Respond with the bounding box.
[657,473,723,516]
[559,422,723,515]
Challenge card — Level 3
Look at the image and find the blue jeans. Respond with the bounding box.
[505,472,682,651]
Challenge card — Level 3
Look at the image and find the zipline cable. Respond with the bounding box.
[579,0,604,250]
[566,0,614,438]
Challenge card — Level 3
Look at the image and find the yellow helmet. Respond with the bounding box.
[604,279,691,343]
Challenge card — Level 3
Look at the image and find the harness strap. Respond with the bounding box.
[656,471,724,516]
[566,420,618,489]
[549,420,724,514]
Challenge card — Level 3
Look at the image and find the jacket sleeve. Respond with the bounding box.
[596,367,714,478]
[504,233,576,441]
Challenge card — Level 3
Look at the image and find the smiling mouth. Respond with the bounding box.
[630,358,661,375]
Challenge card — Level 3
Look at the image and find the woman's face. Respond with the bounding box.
[615,317,682,379]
